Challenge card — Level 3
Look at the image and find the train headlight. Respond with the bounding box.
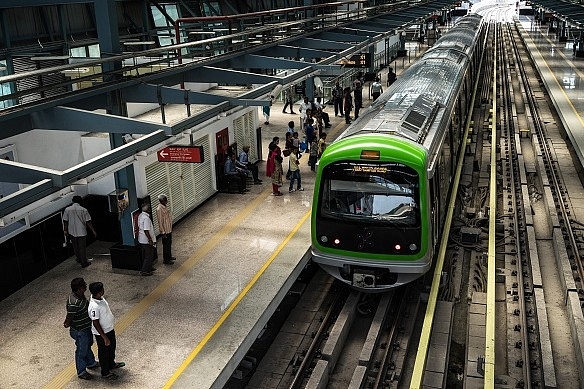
[320,236,328,243]
[409,243,417,251]
[333,238,341,245]
[394,244,401,251]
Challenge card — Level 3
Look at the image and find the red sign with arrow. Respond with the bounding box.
[157,146,204,163]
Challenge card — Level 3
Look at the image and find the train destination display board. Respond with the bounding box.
[339,53,371,68]
[157,146,204,163]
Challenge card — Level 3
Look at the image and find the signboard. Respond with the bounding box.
[294,84,305,96]
[157,146,204,163]
[339,53,371,68]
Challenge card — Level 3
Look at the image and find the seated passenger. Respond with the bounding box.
[238,146,262,185]
[224,153,248,194]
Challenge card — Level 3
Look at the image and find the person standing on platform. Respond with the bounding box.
[318,132,327,158]
[271,155,284,196]
[63,277,99,381]
[156,194,175,265]
[282,87,296,114]
[288,146,304,193]
[88,282,125,381]
[305,118,316,153]
[332,82,344,117]
[387,67,397,87]
[344,87,353,124]
[371,77,383,101]
[309,137,318,171]
[138,203,156,276]
[287,120,295,136]
[299,96,311,127]
[353,79,363,120]
[266,136,281,179]
[63,195,97,268]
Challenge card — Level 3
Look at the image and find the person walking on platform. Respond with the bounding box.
[88,282,125,381]
[282,87,296,114]
[371,77,383,101]
[156,194,175,265]
[63,195,97,268]
[263,104,270,125]
[138,203,156,276]
[63,277,99,381]
[332,82,344,117]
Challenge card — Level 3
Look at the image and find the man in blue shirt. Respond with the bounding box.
[225,153,247,194]
[238,146,262,185]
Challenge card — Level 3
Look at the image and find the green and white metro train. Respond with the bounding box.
[311,14,487,292]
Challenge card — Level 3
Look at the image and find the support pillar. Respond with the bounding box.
[96,1,137,247]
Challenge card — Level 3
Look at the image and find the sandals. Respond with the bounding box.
[112,362,126,369]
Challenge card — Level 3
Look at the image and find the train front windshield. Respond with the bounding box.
[319,162,420,227]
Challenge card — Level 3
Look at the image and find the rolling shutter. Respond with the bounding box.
[145,135,213,235]
[233,111,258,161]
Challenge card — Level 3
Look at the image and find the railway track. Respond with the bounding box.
[226,16,584,389]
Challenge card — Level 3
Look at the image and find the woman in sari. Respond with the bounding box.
[266,136,281,178]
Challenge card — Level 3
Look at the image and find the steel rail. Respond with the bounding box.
[409,19,492,389]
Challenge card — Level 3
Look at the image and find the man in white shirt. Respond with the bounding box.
[371,77,383,101]
[88,282,125,380]
[299,96,311,125]
[137,203,156,276]
[63,196,97,268]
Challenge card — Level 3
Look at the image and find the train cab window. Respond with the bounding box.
[319,162,420,227]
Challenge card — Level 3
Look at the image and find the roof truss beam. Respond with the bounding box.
[30,106,173,135]
[124,83,271,107]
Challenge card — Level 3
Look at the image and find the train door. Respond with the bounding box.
[429,169,440,247]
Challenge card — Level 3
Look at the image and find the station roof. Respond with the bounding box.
[0,0,456,224]
[531,0,584,27]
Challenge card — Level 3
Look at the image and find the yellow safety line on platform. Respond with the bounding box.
[484,27,498,388]
[163,210,311,388]
[44,185,277,388]
[519,23,584,130]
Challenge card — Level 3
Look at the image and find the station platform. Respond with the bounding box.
[0,40,425,389]
[517,16,584,169]
[516,16,584,225]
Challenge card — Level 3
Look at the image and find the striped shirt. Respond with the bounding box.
[66,293,92,331]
